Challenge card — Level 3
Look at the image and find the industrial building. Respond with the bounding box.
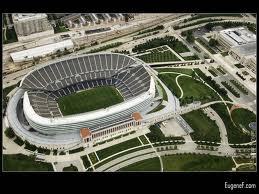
[12,13,54,42]
[215,27,256,74]
[10,39,74,63]
[215,27,256,49]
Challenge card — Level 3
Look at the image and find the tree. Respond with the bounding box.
[209,38,218,47]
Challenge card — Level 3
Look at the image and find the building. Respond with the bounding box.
[12,13,54,42]
[215,27,256,74]
[215,27,256,49]
[10,39,74,63]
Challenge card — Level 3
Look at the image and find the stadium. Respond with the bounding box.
[6,53,164,150]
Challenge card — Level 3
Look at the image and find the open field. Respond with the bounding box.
[96,138,141,160]
[118,157,160,171]
[231,108,256,130]
[137,50,180,63]
[182,109,220,142]
[3,154,53,171]
[211,104,251,144]
[162,154,235,171]
[58,86,124,116]
[158,73,181,97]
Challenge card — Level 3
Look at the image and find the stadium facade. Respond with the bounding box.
[7,53,161,150]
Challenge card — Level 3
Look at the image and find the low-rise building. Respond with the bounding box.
[12,13,54,42]
[10,39,74,63]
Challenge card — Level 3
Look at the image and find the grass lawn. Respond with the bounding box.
[58,86,124,116]
[156,68,193,76]
[139,135,149,145]
[233,157,255,164]
[63,164,78,171]
[88,152,99,164]
[118,157,161,171]
[157,81,168,101]
[162,154,235,171]
[3,154,53,171]
[3,84,17,97]
[81,155,91,168]
[95,145,152,168]
[235,63,245,69]
[148,104,165,113]
[158,73,181,97]
[182,55,200,60]
[196,38,217,54]
[178,76,220,103]
[96,138,142,160]
[137,50,180,63]
[236,164,256,171]
[182,109,221,142]
[208,69,218,77]
[211,103,251,144]
[231,108,256,130]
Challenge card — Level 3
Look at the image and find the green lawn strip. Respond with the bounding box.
[58,86,124,116]
[137,50,180,63]
[118,156,160,171]
[13,136,25,146]
[178,76,220,104]
[182,109,221,142]
[5,127,16,139]
[96,138,142,160]
[229,80,248,95]
[156,68,193,75]
[3,154,53,171]
[236,164,256,171]
[221,52,229,57]
[94,145,152,169]
[216,67,226,75]
[81,155,91,169]
[211,103,251,144]
[234,63,245,68]
[162,154,235,171]
[139,135,149,144]
[231,108,256,131]
[182,55,200,60]
[157,81,168,101]
[63,164,78,171]
[146,125,184,143]
[148,104,165,114]
[233,157,256,164]
[221,81,240,98]
[68,147,85,154]
[88,152,99,164]
[208,69,218,77]
[158,73,181,97]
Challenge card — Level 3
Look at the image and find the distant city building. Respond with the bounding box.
[214,27,256,74]
[10,39,74,63]
[215,27,256,49]
[12,13,54,42]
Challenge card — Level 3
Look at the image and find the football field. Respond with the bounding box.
[58,86,124,116]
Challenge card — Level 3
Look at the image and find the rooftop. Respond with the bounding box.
[12,13,48,22]
[219,27,256,47]
[231,42,256,56]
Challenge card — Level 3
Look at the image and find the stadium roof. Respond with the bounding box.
[10,39,74,63]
